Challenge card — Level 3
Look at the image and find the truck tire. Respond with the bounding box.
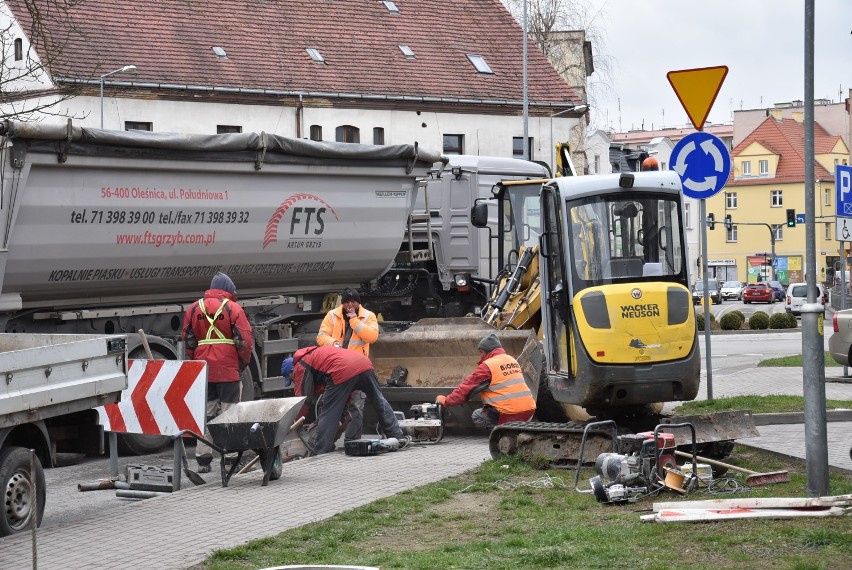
[0,446,46,536]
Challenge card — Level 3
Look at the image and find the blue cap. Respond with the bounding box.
[210,272,236,295]
[281,357,294,378]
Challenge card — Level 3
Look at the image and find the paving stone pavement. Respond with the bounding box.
[3,365,850,570]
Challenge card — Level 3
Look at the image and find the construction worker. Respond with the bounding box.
[435,333,536,432]
[316,287,379,443]
[641,156,660,171]
[281,345,406,454]
[182,272,252,473]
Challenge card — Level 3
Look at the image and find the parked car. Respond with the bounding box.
[829,308,852,365]
[743,282,774,304]
[767,280,786,301]
[692,278,721,304]
[785,282,827,315]
[720,280,745,301]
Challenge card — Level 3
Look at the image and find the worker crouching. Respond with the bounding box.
[283,345,407,454]
[436,333,536,432]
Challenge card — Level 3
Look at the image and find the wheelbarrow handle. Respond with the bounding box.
[176,429,226,455]
[290,416,306,432]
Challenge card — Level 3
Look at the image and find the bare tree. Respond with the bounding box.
[501,0,615,131]
[0,0,86,121]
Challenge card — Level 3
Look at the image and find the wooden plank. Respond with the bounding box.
[653,494,852,512]
[642,506,850,523]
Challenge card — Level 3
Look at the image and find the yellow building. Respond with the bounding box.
[706,116,849,286]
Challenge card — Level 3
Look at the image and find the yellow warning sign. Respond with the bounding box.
[667,66,728,131]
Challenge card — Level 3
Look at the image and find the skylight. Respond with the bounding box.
[398,45,415,60]
[212,46,228,59]
[305,48,325,63]
[466,54,493,74]
[383,1,400,14]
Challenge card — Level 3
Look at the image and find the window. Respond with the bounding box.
[727,224,737,243]
[826,223,832,240]
[759,159,768,174]
[212,46,228,59]
[684,202,691,229]
[742,160,751,175]
[335,125,360,143]
[217,125,241,134]
[382,0,400,14]
[512,137,534,159]
[306,48,325,63]
[373,127,385,145]
[466,54,494,74]
[771,190,783,207]
[398,45,415,60]
[125,121,152,131]
[725,192,737,209]
[14,38,22,61]
[593,155,600,174]
[774,226,783,241]
[309,125,322,141]
[825,187,831,206]
[443,134,463,155]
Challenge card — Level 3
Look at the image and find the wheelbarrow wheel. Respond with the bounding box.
[258,446,283,481]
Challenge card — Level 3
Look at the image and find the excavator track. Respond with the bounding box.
[489,421,620,468]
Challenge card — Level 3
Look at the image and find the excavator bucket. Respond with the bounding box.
[369,318,541,434]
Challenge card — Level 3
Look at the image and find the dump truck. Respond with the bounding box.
[0,332,128,535]
[0,120,553,452]
[372,170,756,464]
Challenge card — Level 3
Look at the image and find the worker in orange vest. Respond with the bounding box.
[435,333,536,431]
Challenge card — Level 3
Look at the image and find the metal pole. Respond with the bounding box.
[700,199,713,400]
[770,225,777,281]
[842,242,848,376]
[99,77,104,128]
[802,0,828,497]
[522,0,529,160]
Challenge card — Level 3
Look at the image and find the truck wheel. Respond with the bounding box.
[0,447,46,536]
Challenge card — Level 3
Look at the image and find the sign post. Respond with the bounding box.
[668,66,729,401]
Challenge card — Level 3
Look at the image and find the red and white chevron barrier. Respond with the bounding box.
[97,360,207,436]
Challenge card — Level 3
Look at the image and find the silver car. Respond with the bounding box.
[829,308,852,365]
[720,280,745,301]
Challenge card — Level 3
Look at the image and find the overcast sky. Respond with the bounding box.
[588,0,852,132]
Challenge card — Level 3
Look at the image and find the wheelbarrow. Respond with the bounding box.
[182,397,305,487]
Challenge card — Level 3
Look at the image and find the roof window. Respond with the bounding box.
[398,45,415,60]
[383,1,400,14]
[466,54,493,74]
[306,48,325,63]
[212,46,228,59]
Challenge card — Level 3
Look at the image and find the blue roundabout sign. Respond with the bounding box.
[670,132,731,200]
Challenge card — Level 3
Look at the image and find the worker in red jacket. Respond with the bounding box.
[281,345,406,454]
[182,272,253,472]
[435,333,536,431]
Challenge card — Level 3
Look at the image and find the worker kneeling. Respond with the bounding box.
[282,345,407,454]
[435,333,536,432]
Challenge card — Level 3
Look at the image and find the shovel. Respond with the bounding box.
[176,437,207,486]
[674,450,789,486]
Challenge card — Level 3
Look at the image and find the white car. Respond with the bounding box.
[720,280,745,301]
[785,282,826,315]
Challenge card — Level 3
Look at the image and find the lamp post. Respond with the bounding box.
[522,0,528,160]
[549,105,588,173]
[100,65,137,128]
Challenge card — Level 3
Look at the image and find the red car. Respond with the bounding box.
[743,282,774,304]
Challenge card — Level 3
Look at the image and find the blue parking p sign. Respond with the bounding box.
[837,164,852,217]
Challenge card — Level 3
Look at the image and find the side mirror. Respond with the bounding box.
[471,202,489,228]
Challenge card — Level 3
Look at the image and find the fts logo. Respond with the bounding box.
[263,193,339,250]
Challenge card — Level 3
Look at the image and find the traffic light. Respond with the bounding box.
[724,214,732,230]
[707,213,715,230]
[786,209,796,227]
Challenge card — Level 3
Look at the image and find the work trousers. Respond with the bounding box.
[343,390,366,441]
[471,405,534,432]
[196,381,242,466]
[315,370,403,454]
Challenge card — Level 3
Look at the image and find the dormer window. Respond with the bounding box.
[466,54,493,74]
[306,48,325,63]
[383,1,400,14]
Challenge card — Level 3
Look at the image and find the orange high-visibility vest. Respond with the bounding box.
[481,354,536,414]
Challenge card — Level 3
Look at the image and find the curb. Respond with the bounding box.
[753,409,852,426]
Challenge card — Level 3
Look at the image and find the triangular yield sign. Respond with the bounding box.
[667,66,728,131]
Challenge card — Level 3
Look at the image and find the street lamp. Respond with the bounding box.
[549,105,588,172]
[100,65,137,128]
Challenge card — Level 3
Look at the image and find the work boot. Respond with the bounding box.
[196,463,211,474]
[387,366,409,387]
